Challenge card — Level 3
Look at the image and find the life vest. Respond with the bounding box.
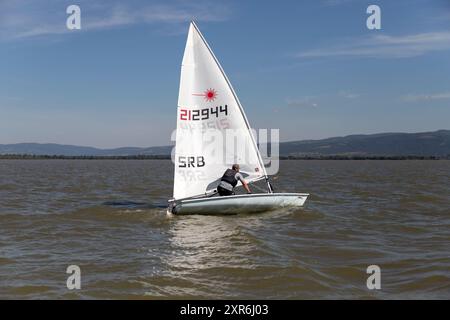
[220,169,238,187]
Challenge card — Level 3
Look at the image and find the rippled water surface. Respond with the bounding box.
[0,160,449,299]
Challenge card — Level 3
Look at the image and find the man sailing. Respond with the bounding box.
[217,164,252,196]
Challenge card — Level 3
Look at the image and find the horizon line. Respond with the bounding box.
[0,129,448,150]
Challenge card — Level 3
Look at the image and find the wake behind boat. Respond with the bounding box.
[168,22,308,215]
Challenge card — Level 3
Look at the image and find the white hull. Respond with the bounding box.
[169,193,309,215]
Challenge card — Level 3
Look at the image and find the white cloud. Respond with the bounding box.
[402,92,450,102]
[0,0,231,40]
[321,0,355,7]
[286,97,318,108]
[295,31,450,59]
[338,91,359,99]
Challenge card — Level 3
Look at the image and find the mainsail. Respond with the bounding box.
[173,22,267,200]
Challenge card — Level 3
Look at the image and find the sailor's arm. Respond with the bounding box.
[242,180,251,194]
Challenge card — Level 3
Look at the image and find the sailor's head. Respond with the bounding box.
[232,164,240,172]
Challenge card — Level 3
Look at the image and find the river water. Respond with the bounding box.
[0,160,449,299]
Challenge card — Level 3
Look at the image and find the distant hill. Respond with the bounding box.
[279,130,450,157]
[0,143,173,156]
[1,130,449,157]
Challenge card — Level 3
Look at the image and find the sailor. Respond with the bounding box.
[217,164,251,196]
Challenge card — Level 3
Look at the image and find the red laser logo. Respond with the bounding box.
[192,88,218,102]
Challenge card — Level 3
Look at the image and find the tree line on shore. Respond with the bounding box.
[0,154,448,160]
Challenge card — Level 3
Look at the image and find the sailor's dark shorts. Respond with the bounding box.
[217,185,233,196]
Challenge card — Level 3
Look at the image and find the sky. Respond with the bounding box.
[1,0,450,148]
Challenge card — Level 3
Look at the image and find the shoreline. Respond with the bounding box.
[0,155,448,160]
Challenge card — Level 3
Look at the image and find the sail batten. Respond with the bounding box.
[173,22,266,200]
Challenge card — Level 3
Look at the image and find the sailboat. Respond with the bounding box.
[167,22,308,215]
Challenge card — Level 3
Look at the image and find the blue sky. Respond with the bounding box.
[1,0,449,148]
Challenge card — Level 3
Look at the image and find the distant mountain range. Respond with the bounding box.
[279,130,450,157]
[1,130,449,157]
[0,143,172,156]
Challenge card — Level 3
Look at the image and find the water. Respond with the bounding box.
[0,160,449,299]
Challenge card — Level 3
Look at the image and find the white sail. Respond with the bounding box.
[173,22,267,200]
